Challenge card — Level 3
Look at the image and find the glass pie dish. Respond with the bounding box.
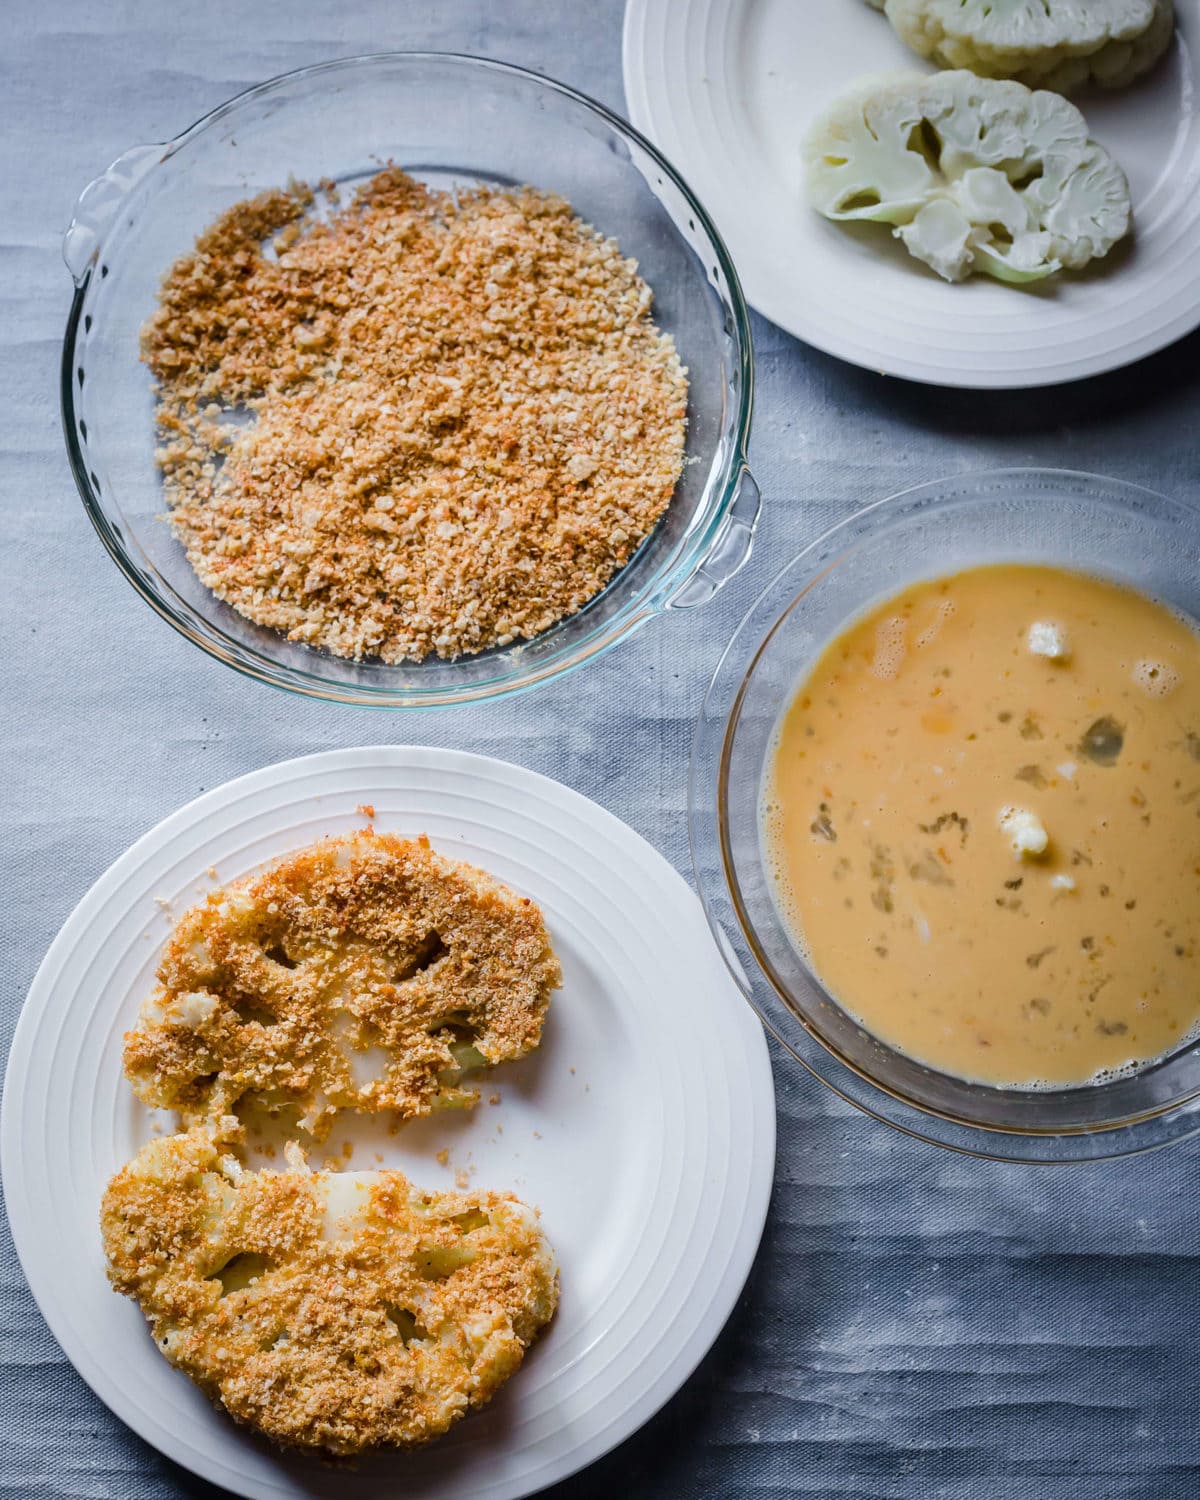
[61,52,757,708]
[691,468,1200,1161]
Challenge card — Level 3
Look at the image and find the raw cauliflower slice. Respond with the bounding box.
[805,71,1131,283]
[883,0,1174,93]
[101,1130,559,1454]
[122,830,561,1141]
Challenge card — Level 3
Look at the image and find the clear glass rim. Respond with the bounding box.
[690,467,1200,1162]
[61,50,755,709]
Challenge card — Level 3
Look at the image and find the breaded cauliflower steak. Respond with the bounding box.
[123,831,561,1140]
[882,0,1174,94]
[101,1130,558,1453]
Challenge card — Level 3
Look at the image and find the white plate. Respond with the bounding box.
[1,747,775,1499]
[623,0,1200,387]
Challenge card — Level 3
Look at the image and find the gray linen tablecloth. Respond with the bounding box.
[4,3,1200,1496]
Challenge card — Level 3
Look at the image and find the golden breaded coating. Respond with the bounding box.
[101,1131,558,1453]
[123,832,560,1140]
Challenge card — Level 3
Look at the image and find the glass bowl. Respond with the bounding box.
[61,52,757,708]
[691,469,1200,1161]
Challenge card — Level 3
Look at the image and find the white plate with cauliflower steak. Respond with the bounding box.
[144,169,688,667]
[2,747,775,1499]
[624,0,1200,385]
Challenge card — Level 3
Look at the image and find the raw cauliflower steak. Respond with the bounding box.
[805,70,1131,282]
[123,830,561,1140]
[101,1130,558,1453]
[882,0,1174,93]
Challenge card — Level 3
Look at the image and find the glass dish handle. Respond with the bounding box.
[665,464,760,611]
[63,143,164,286]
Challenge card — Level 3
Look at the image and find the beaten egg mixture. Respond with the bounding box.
[765,564,1200,1087]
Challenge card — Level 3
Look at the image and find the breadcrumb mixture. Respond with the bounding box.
[143,168,688,662]
[101,1131,558,1453]
[122,831,561,1140]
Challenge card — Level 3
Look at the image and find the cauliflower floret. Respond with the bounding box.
[805,71,1131,283]
[883,0,1174,93]
[998,804,1049,857]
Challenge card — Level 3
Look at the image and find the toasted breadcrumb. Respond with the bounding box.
[142,168,688,663]
[122,831,561,1140]
[101,1130,557,1454]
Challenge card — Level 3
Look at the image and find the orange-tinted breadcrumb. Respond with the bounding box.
[142,168,688,662]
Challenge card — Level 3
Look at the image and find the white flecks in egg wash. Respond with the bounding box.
[1133,660,1179,698]
[916,598,956,648]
